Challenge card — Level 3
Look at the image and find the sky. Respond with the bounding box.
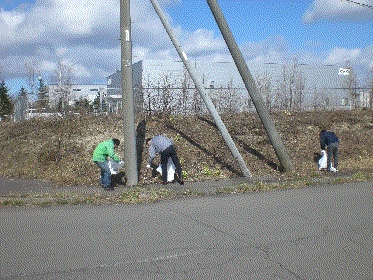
[0,0,372,96]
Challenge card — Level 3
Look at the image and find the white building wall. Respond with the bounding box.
[48,84,107,107]
[108,60,352,114]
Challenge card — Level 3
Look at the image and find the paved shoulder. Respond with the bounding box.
[0,177,59,195]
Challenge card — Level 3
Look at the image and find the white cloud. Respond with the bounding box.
[324,47,362,64]
[40,60,57,72]
[0,0,181,85]
[240,36,290,63]
[303,0,373,23]
[56,48,69,57]
[183,29,226,54]
[71,64,91,78]
[1,0,371,93]
[133,47,150,63]
[0,10,25,30]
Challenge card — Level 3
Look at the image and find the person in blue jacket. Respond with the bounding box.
[319,130,339,172]
[92,138,121,190]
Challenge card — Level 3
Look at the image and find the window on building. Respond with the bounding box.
[73,88,82,91]
[90,88,99,91]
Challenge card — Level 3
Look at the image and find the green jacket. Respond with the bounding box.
[92,139,121,162]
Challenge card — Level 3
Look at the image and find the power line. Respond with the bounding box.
[341,0,373,10]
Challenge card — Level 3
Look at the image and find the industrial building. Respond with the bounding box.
[106,60,367,115]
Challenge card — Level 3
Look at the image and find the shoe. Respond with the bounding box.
[179,181,184,185]
[329,167,337,172]
[161,182,168,185]
[103,187,114,191]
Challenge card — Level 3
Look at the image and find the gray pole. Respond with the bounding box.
[206,0,294,172]
[150,0,251,177]
[120,0,138,185]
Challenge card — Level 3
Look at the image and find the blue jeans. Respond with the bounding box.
[95,161,111,187]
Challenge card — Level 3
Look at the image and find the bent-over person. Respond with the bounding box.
[146,135,184,185]
[92,138,121,190]
[319,130,339,172]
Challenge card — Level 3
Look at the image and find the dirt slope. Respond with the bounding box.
[0,109,372,186]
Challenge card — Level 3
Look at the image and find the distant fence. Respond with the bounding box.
[138,86,372,116]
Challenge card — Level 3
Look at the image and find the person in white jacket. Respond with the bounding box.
[146,135,184,185]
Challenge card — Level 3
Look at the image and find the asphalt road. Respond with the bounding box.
[1,181,372,279]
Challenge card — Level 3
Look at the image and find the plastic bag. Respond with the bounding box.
[156,158,176,182]
[108,160,124,175]
[318,150,333,170]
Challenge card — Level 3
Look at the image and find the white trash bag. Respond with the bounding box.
[156,158,176,182]
[108,160,125,175]
[318,150,333,170]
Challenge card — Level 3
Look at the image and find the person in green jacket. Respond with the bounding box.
[92,138,121,190]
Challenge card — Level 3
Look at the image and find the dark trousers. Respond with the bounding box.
[160,145,182,183]
[327,142,339,170]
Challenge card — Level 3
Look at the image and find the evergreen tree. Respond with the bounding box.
[0,80,14,119]
[74,98,93,114]
[92,91,107,113]
[18,87,29,120]
[36,77,49,109]
[92,91,100,112]
[19,87,28,96]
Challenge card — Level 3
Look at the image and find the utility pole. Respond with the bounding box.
[150,0,251,177]
[120,0,138,185]
[207,0,294,172]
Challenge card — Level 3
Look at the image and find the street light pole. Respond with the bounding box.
[120,0,138,186]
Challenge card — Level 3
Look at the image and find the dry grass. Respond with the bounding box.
[0,109,372,187]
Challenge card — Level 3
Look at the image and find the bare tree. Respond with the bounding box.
[368,66,373,111]
[180,66,194,115]
[24,58,41,114]
[144,74,179,123]
[343,62,359,109]
[280,58,306,111]
[256,72,273,111]
[25,58,39,96]
[293,70,306,111]
[271,80,283,112]
[281,65,289,110]
[311,85,322,111]
[160,75,173,119]
[192,87,203,116]
[53,62,74,114]
[215,79,246,114]
[143,74,156,116]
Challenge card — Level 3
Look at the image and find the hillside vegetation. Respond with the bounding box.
[0,109,372,186]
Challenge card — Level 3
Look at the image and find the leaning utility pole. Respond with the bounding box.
[150,0,251,177]
[207,0,294,172]
[120,0,138,185]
